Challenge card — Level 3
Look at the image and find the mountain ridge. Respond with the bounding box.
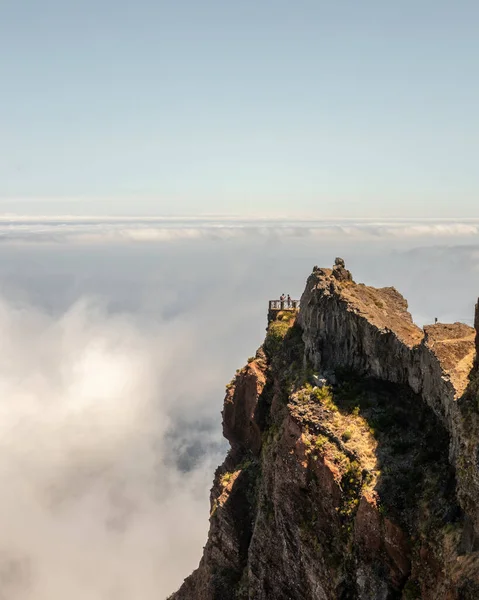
[171,260,479,599]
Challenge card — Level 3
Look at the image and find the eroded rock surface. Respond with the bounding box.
[171,262,479,600]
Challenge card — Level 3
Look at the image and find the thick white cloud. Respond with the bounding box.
[0,234,478,599]
[0,296,222,599]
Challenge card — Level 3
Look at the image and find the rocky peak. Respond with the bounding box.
[171,263,479,600]
[331,256,353,282]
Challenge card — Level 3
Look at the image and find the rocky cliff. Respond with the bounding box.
[171,261,479,599]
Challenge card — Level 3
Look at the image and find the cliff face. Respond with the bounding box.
[171,263,479,600]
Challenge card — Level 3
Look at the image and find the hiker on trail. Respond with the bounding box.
[287,294,291,307]
[280,293,285,308]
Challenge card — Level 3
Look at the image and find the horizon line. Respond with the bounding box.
[1,214,479,223]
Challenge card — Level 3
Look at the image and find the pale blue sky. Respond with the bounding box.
[1,0,478,217]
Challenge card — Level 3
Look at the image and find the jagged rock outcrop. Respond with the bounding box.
[171,262,479,600]
[331,257,353,283]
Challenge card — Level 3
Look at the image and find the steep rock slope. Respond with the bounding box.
[171,262,479,599]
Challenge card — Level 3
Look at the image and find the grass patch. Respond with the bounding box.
[334,374,461,534]
[264,320,292,357]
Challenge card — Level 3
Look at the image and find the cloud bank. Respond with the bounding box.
[0,216,478,244]
[1,234,479,599]
[0,295,225,599]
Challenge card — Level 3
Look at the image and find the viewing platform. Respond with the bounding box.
[268,299,300,324]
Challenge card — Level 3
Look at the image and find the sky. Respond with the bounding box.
[1,2,479,596]
[1,0,479,217]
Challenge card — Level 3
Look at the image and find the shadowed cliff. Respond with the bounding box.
[171,260,479,600]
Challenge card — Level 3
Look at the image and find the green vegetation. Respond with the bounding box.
[333,374,461,535]
[338,460,363,526]
[220,457,255,489]
[258,320,306,432]
[278,310,297,323]
[264,319,292,356]
[313,386,339,411]
[286,367,462,546]
[315,435,328,450]
[291,378,377,479]
[296,384,339,411]
[262,422,281,449]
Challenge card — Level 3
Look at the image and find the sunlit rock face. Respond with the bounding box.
[171,262,479,600]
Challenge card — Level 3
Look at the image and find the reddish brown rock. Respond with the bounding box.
[222,357,267,456]
[383,518,410,586]
[171,262,479,600]
[354,492,381,554]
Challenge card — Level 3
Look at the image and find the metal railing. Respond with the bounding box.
[269,299,300,310]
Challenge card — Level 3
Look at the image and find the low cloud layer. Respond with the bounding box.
[0,295,228,598]
[0,216,478,245]
[0,236,478,598]
[0,238,283,599]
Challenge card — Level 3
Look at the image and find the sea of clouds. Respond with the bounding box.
[0,220,478,598]
[0,216,479,244]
